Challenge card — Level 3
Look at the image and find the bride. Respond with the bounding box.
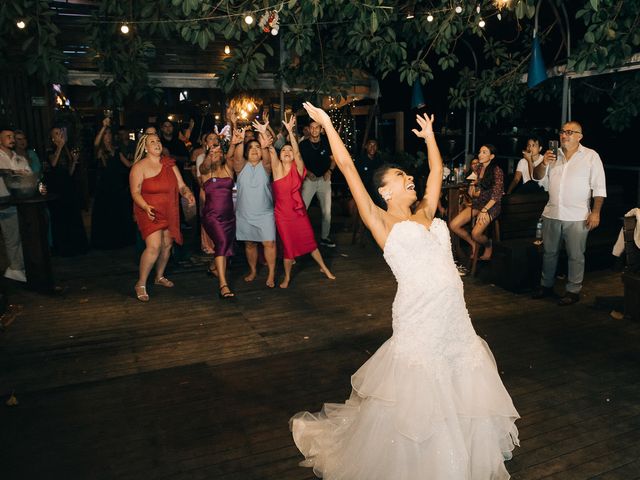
[290,103,520,480]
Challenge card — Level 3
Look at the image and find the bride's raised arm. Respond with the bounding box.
[412,113,443,220]
[303,102,382,231]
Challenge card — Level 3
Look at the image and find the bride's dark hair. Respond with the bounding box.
[372,163,403,209]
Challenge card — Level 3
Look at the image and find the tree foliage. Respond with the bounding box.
[0,0,638,130]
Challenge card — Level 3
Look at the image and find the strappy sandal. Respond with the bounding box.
[135,284,149,302]
[154,276,174,288]
[218,284,235,299]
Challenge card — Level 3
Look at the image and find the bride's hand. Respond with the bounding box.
[411,113,435,140]
[302,102,332,129]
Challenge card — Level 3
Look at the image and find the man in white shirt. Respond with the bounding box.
[0,126,32,282]
[531,121,606,305]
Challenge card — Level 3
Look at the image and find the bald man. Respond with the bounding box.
[532,121,607,305]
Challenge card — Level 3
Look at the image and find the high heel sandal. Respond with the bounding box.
[154,276,174,288]
[135,284,149,302]
[218,284,235,299]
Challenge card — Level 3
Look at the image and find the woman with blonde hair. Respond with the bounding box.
[129,133,195,301]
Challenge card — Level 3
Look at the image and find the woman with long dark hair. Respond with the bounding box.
[91,117,135,249]
[269,114,335,288]
[199,144,236,298]
[449,144,504,260]
[46,127,89,256]
[289,104,518,479]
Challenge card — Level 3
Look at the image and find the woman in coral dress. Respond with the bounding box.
[289,103,519,480]
[264,115,335,288]
[199,145,236,299]
[129,133,195,302]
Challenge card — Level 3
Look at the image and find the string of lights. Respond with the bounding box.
[13,1,515,34]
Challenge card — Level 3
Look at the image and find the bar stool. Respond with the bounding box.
[470,219,501,276]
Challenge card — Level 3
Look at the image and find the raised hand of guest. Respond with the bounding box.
[282,113,296,135]
[53,130,66,149]
[252,118,269,135]
[102,117,111,128]
[231,127,245,145]
[411,112,435,140]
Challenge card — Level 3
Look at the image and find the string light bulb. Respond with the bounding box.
[224,45,231,55]
[478,18,486,28]
[16,20,26,29]
[244,14,254,25]
[271,27,279,35]
[476,4,481,13]
[455,5,463,14]
[120,23,130,34]
[497,12,502,20]
[427,13,434,22]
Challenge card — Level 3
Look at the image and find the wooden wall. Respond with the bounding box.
[0,74,53,158]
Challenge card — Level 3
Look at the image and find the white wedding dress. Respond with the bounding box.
[290,219,520,480]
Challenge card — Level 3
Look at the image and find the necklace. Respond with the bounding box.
[309,140,321,150]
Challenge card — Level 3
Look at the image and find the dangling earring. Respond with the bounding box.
[382,191,392,201]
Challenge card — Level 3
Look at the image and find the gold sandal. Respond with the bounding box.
[135,284,149,302]
[154,276,174,288]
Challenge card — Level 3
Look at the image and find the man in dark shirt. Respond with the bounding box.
[349,139,383,241]
[355,139,383,195]
[299,121,336,247]
[160,120,190,164]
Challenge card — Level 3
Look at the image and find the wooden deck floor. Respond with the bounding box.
[1,233,639,480]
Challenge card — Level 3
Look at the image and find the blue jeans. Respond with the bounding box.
[540,216,590,293]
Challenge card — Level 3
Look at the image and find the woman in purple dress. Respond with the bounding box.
[200,145,236,298]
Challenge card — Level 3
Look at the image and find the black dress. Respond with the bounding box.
[45,148,89,257]
[91,149,136,249]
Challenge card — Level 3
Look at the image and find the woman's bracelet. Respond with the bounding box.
[481,208,488,213]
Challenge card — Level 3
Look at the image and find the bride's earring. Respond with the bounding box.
[382,191,392,201]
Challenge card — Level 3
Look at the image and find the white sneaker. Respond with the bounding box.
[4,268,27,283]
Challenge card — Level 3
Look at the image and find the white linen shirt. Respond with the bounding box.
[540,144,606,221]
[0,149,32,198]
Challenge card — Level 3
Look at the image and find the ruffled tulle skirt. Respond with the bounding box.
[290,336,519,480]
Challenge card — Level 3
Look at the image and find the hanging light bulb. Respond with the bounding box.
[120,23,130,34]
[455,5,463,14]
[478,18,486,28]
[427,13,434,22]
[244,14,254,25]
[224,45,231,55]
[16,20,26,29]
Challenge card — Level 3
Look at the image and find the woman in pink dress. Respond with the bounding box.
[263,116,335,288]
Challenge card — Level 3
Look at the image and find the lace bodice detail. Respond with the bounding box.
[383,219,481,370]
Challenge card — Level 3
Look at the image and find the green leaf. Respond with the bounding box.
[371,12,378,33]
[584,31,595,43]
[263,43,274,56]
[590,0,599,11]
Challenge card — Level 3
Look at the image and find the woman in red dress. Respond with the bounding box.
[129,134,195,301]
[265,116,335,288]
